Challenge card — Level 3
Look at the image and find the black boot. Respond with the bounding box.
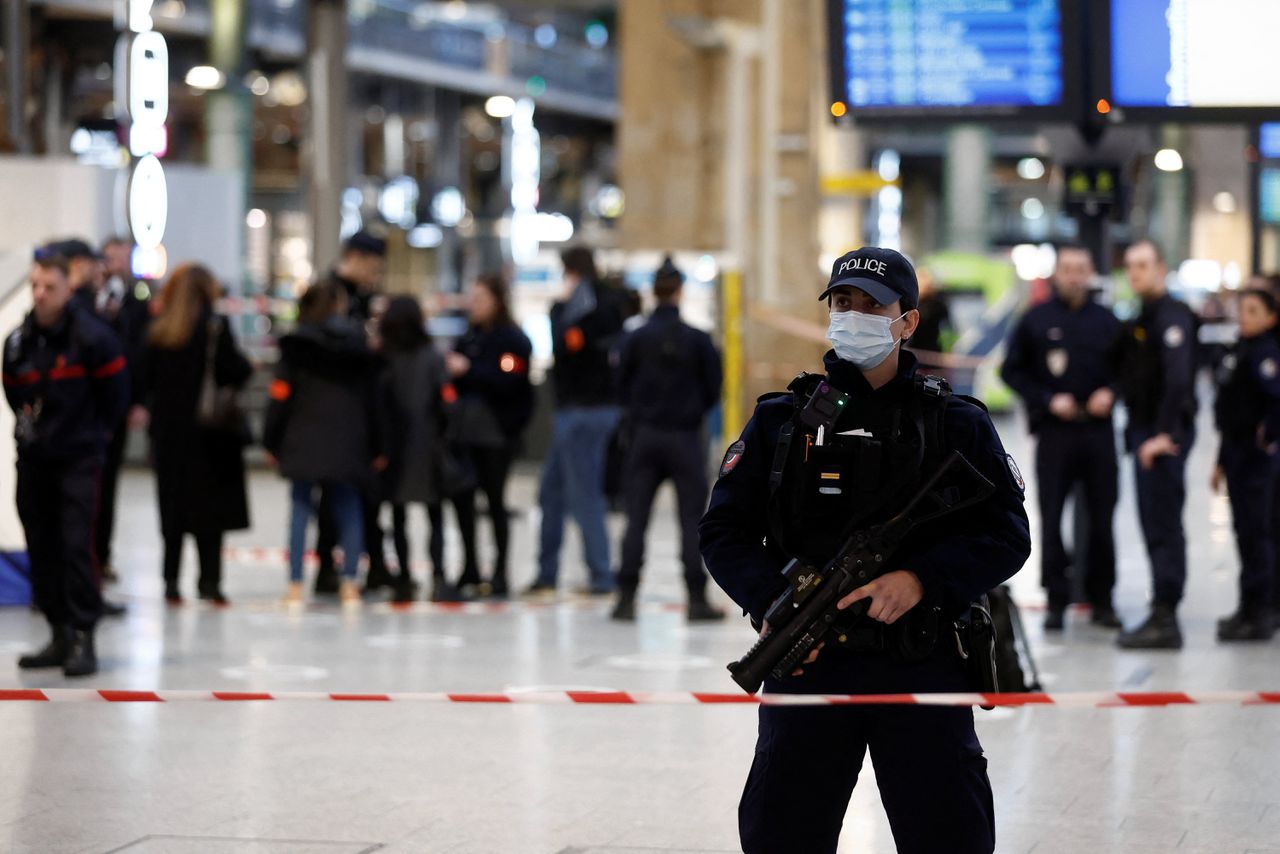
[611,591,637,621]
[1090,604,1122,629]
[1117,604,1183,650]
[486,570,509,600]
[101,599,128,618]
[430,576,467,603]
[18,626,70,669]
[1044,606,1066,631]
[62,629,98,678]
[363,563,397,594]
[687,592,726,623]
[313,562,340,595]
[1217,609,1275,642]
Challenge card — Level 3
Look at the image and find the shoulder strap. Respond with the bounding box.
[913,373,951,469]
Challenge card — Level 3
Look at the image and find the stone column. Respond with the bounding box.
[305,0,348,275]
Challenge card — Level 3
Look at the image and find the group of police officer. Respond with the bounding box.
[4,238,146,677]
[1003,238,1280,648]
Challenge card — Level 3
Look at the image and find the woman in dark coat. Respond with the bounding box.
[379,297,473,602]
[264,281,383,607]
[446,274,535,598]
[140,263,252,606]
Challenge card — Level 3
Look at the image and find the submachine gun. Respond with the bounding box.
[727,451,995,695]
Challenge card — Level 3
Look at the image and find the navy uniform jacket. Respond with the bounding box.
[1214,333,1280,460]
[699,351,1030,692]
[616,304,722,430]
[1001,291,1121,431]
[3,305,129,463]
[453,323,535,441]
[1114,293,1198,444]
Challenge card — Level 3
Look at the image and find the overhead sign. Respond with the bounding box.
[1108,0,1280,117]
[115,0,169,278]
[1063,165,1121,217]
[828,0,1069,118]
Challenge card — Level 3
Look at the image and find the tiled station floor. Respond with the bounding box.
[1,407,1278,853]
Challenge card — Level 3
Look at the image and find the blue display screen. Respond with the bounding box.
[1110,0,1280,109]
[1261,124,1280,160]
[838,0,1063,110]
[1262,169,1280,225]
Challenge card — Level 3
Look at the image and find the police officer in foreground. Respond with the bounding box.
[611,257,724,622]
[3,250,129,677]
[1112,238,1198,650]
[1001,243,1122,631]
[1210,287,1280,640]
[700,247,1030,854]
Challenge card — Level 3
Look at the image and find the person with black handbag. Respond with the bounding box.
[446,274,534,598]
[379,296,476,602]
[138,263,253,606]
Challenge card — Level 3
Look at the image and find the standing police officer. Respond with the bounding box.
[1113,239,1198,650]
[611,257,724,622]
[1001,244,1122,630]
[3,250,129,677]
[1210,287,1280,640]
[701,247,1030,854]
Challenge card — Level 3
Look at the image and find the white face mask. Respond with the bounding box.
[828,310,905,370]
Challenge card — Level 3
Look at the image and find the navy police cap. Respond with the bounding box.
[819,246,918,310]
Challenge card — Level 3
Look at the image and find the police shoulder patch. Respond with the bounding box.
[1164,325,1185,348]
[719,440,746,479]
[1262,358,1278,380]
[1005,454,1025,494]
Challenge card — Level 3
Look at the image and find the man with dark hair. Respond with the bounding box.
[1112,238,1198,649]
[54,239,105,316]
[4,252,129,676]
[93,237,150,585]
[525,246,625,597]
[612,257,724,622]
[313,231,390,594]
[325,231,387,323]
[1002,243,1122,630]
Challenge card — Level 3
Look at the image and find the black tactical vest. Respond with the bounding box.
[765,372,950,564]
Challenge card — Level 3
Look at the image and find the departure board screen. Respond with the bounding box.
[830,0,1065,116]
[1110,0,1280,111]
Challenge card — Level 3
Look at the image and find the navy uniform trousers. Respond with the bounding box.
[616,424,710,596]
[739,652,994,854]
[16,455,104,630]
[1034,421,1118,609]
[1222,442,1279,613]
[1128,426,1194,607]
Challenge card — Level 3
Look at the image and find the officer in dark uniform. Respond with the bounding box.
[3,250,129,677]
[1210,287,1280,640]
[92,237,150,585]
[611,257,724,622]
[1001,243,1122,630]
[701,247,1030,854]
[1112,238,1198,650]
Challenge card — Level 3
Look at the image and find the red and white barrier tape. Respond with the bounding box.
[0,689,1277,707]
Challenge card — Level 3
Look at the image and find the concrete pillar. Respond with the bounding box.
[306,0,348,275]
[206,0,249,292]
[942,125,991,253]
[5,0,32,153]
[435,89,462,295]
[1152,124,1191,265]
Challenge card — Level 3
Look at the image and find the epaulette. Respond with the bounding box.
[755,371,826,406]
[914,373,951,400]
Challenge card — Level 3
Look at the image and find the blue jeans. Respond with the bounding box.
[290,480,363,583]
[537,406,619,590]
